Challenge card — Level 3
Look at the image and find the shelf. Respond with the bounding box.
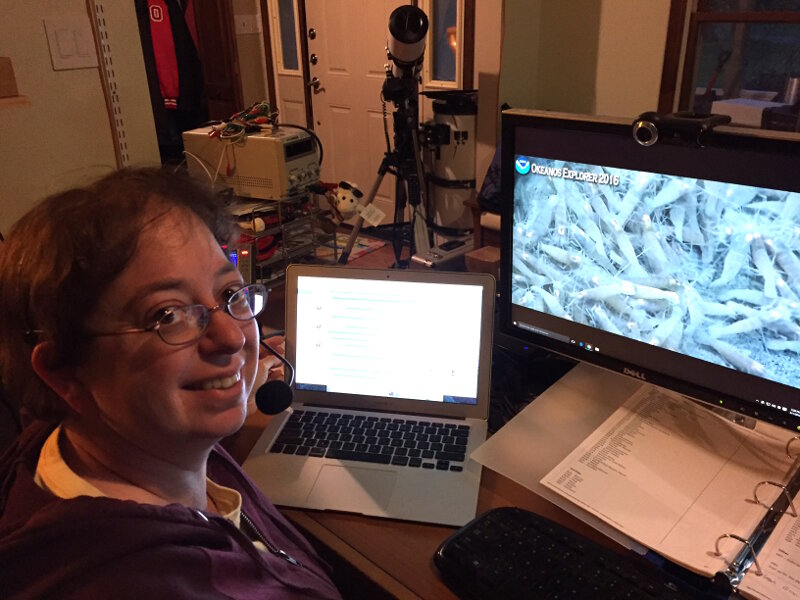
[229,192,333,285]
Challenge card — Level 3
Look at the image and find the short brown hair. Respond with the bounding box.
[0,167,236,421]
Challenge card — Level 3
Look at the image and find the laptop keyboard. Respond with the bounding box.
[269,409,471,471]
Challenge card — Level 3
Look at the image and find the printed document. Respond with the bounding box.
[540,384,800,597]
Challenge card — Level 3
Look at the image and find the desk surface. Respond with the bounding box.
[222,408,623,599]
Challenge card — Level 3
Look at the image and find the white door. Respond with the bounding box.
[266,0,307,128]
[305,0,405,224]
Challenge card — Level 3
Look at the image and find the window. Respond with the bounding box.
[420,0,474,89]
[672,0,800,132]
[273,0,300,72]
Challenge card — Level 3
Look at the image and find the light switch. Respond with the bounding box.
[44,15,99,70]
[55,29,75,58]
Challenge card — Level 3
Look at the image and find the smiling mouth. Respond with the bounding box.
[191,372,241,391]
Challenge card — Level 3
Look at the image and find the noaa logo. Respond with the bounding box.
[515,157,531,175]
[623,367,647,381]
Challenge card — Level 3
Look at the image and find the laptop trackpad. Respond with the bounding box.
[307,465,397,513]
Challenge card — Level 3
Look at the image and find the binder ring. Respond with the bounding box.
[753,480,798,516]
[714,533,763,576]
[785,435,800,458]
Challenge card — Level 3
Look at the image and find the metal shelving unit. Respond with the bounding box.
[230,192,335,285]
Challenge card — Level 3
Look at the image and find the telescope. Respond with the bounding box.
[387,6,428,79]
[382,6,428,105]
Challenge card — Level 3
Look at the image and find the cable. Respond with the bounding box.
[182,150,214,183]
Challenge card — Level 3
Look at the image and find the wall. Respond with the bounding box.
[233,0,270,107]
[473,0,505,186]
[594,0,670,118]
[499,0,670,118]
[0,1,159,236]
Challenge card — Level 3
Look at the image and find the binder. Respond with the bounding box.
[535,385,800,600]
[710,445,800,598]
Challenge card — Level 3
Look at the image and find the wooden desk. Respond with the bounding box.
[230,243,624,598]
[223,410,624,599]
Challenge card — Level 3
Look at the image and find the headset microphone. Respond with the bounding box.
[255,339,295,415]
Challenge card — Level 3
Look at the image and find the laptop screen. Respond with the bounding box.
[285,265,496,419]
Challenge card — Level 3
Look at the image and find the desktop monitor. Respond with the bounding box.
[499,109,800,431]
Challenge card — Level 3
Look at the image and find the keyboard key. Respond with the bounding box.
[326,449,392,464]
[436,450,466,462]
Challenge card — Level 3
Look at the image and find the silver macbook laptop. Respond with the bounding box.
[243,264,495,526]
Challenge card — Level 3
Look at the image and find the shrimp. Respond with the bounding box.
[617,172,654,226]
[531,286,571,320]
[529,195,558,241]
[577,280,679,304]
[590,304,623,335]
[718,289,766,305]
[540,243,582,268]
[641,214,668,274]
[610,218,647,278]
[773,240,800,296]
[570,224,613,271]
[647,178,691,211]
[751,234,778,299]
[699,335,766,376]
[647,305,685,347]
[766,340,800,354]
[710,233,750,288]
[513,257,548,288]
[682,193,705,245]
[670,204,686,244]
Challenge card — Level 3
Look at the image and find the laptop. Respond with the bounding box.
[243,264,495,526]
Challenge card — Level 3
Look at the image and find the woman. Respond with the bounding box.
[0,168,341,598]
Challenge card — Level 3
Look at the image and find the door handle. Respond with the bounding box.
[307,77,321,91]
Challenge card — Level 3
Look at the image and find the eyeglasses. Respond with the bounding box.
[86,283,268,346]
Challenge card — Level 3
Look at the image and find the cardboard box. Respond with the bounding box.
[0,57,18,98]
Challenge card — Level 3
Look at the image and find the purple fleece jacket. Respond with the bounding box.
[0,420,342,599]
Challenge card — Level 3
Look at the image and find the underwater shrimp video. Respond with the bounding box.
[511,156,800,389]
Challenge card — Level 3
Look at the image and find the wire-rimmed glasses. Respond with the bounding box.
[86,283,268,345]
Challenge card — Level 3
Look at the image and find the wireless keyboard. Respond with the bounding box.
[434,507,713,599]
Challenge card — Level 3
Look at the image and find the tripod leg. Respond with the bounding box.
[338,163,388,265]
[409,128,431,255]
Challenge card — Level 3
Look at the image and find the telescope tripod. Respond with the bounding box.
[338,115,431,267]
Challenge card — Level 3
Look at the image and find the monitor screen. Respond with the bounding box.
[500,109,800,431]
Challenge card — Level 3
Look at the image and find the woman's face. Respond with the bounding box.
[74,207,259,456]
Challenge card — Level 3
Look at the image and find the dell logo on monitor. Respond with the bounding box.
[623,367,648,381]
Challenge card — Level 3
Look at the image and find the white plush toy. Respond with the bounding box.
[333,181,363,220]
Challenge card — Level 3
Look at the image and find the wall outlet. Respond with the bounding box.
[235,14,262,35]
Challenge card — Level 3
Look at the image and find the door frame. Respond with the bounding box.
[259,0,313,128]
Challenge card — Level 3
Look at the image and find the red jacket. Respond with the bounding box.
[0,421,341,599]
